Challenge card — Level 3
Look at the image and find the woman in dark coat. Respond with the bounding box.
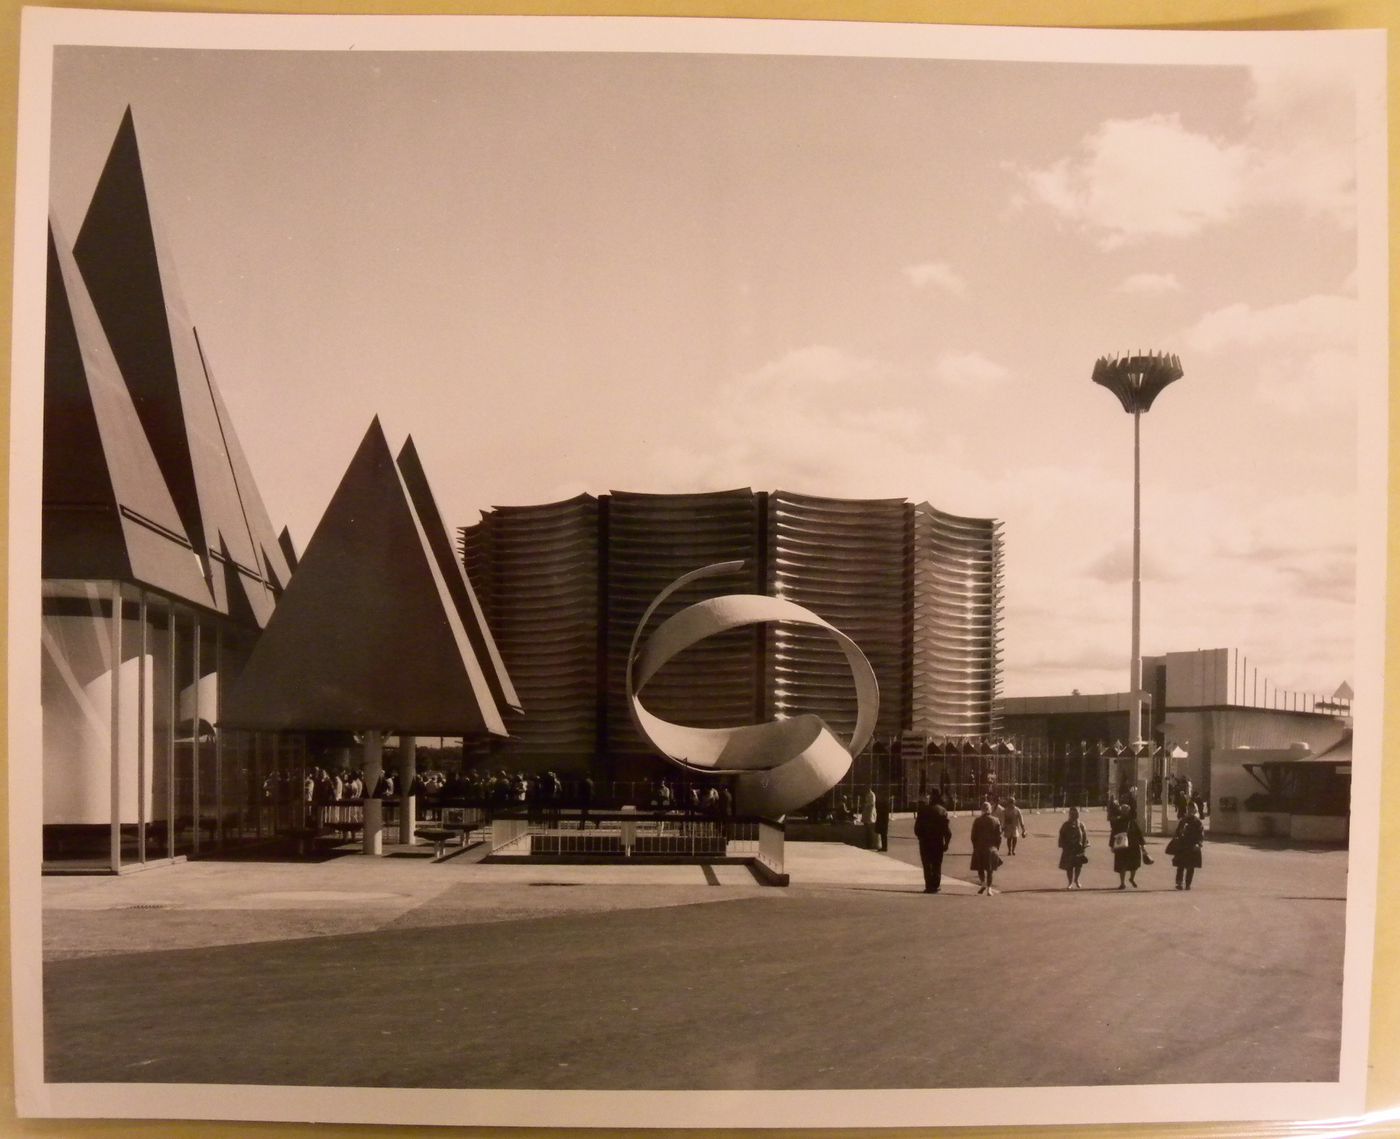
[1170,800,1206,890]
[1110,803,1147,889]
[1058,805,1088,890]
[969,802,1004,896]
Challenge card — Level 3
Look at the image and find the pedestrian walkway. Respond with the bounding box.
[41,834,982,960]
[784,841,978,892]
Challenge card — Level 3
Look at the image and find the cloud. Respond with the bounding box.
[731,343,885,395]
[931,350,1010,389]
[1184,294,1356,355]
[644,344,1013,511]
[903,260,966,295]
[1016,114,1248,248]
[1013,66,1356,246]
[1082,540,1182,585]
[999,475,1357,697]
[1182,293,1357,419]
[1254,348,1358,416]
[1116,272,1181,294]
[1182,294,1357,417]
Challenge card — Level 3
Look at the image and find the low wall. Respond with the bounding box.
[786,820,873,847]
[1211,808,1347,844]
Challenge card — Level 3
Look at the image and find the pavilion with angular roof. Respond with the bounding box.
[41,109,515,870]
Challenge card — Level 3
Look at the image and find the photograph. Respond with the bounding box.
[8,9,1388,1132]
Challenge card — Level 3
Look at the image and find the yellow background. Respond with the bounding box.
[0,2,1394,1137]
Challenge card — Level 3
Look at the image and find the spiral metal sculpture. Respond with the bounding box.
[627,561,879,817]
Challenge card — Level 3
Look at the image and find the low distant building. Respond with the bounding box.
[1001,648,1352,837]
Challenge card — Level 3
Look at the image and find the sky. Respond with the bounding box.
[44,36,1374,700]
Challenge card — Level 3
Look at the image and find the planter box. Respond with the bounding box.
[1237,811,1290,838]
[1211,808,1241,836]
[1289,814,1349,843]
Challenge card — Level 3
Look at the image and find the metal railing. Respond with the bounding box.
[485,809,777,869]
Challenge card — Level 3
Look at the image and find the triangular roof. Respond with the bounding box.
[397,436,521,715]
[221,419,513,736]
[74,107,207,566]
[50,107,288,623]
[43,219,213,603]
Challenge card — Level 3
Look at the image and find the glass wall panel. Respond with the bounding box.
[216,626,257,846]
[41,583,117,868]
[148,598,174,860]
[115,586,151,869]
[195,619,219,851]
[171,608,197,857]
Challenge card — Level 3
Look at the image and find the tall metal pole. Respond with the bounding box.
[1131,408,1142,747]
[1092,352,1183,833]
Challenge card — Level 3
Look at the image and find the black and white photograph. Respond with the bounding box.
[8,9,1389,1131]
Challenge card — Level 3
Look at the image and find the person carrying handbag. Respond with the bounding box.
[1167,800,1206,890]
[1109,803,1148,889]
[1057,806,1089,890]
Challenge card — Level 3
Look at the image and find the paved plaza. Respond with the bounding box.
[40,809,1346,1089]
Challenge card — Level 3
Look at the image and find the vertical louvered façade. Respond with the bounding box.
[460,489,1003,789]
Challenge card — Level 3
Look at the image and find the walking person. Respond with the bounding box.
[1110,802,1147,889]
[913,789,952,893]
[1058,805,1089,890]
[970,801,1004,895]
[1169,800,1206,890]
[1000,796,1026,856]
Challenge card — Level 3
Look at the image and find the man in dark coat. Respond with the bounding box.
[913,789,953,894]
[876,789,895,852]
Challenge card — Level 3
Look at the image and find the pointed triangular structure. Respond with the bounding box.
[74,108,207,567]
[277,527,299,576]
[44,218,212,603]
[222,419,512,735]
[68,108,289,625]
[397,436,521,715]
[202,344,293,593]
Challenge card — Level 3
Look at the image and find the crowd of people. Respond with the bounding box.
[911,785,1208,896]
[259,764,746,834]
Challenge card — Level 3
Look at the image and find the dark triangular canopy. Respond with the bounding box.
[222,419,514,736]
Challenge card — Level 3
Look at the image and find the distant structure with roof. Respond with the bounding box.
[1000,648,1352,841]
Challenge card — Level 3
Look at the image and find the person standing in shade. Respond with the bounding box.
[913,789,952,893]
[861,788,878,850]
[970,801,1004,895]
[718,783,734,839]
[1000,796,1026,856]
[1058,806,1089,890]
[1170,800,1206,890]
[578,775,595,830]
[876,789,895,853]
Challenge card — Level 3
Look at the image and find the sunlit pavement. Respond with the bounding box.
[40,807,1346,1089]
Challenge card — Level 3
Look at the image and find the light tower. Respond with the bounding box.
[1092,351,1183,809]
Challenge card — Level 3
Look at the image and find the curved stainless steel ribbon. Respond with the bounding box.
[627,561,879,817]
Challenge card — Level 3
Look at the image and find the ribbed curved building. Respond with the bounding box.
[461,494,600,769]
[461,489,1003,788]
[911,504,1004,737]
[767,491,909,745]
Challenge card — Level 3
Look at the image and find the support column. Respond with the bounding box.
[398,734,417,845]
[362,729,384,856]
[109,582,123,874]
